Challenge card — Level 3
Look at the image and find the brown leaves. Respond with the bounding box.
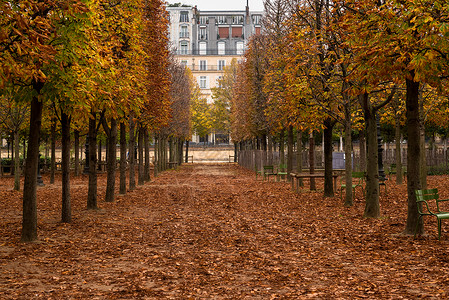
[1,166,449,297]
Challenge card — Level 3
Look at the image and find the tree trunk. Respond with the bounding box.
[234,142,238,163]
[362,93,380,218]
[268,134,273,165]
[404,78,422,235]
[97,139,102,171]
[14,130,20,191]
[87,113,97,210]
[344,114,353,206]
[323,118,334,197]
[185,140,189,163]
[280,130,285,166]
[50,120,56,184]
[144,130,150,182]
[74,130,80,176]
[394,116,403,184]
[138,125,144,185]
[296,131,303,187]
[22,83,43,242]
[419,96,427,189]
[287,126,294,182]
[359,129,366,172]
[105,118,117,202]
[309,132,316,190]
[129,116,136,190]
[119,122,127,195]
[154,135,159,177]
[61,112,71,223]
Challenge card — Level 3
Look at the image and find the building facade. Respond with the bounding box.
[167,4,263,143]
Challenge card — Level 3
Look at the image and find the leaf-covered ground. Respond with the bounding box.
[1,164,449,299]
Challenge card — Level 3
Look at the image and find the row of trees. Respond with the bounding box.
[229,0,449,236]
[0,1,193,242]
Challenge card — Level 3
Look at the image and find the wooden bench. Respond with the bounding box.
[415,188,449,240]
[290,172,338,192]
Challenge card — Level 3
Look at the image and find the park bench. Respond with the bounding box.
[340,171,365,198]
[256,165,274,181]
[267,163,287,182]
[290,172,338,192]
[415,188,449,240]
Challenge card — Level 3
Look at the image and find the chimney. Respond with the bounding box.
[246,0,250,24]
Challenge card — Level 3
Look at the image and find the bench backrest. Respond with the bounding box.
[415,188,439,214]
[263,165,274,172]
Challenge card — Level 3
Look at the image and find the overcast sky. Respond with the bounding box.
[167,0,265,11]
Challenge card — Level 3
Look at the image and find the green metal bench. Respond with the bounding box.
[340,171,365,198]
[415,188,449,240]
[256,165,274,181]
[268,163,287,182]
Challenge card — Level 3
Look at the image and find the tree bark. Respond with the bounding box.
[296,131,303,187]
[287,126,294,182]
[74,130,80,176]
[13,130,20,191]
[87,113,98,210]
[359,129,366,172]
[362,93,380,218]
[154,135,159,177]
[324,118,334,197]
[394,116,403,184]
[50,120,56,184]
[404,77,422,235]
[104,118,117,202]
[138,125,144,185]
[61,112,71,222]
[21,82,43,242]
[144,129,151,182]
[185,140,189,163]
[344,114,353,206]
[419,96,427,189]
[309,132,316,190]
[128,116,136,190]
[119,122,127,195]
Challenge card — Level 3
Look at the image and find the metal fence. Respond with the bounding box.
[239,143,449,175]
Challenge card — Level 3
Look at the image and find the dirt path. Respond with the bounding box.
[1,164,449,299]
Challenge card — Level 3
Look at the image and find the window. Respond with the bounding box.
[181,60,188,67]
[218,27,229,39]
[180,41,188,54]
[199,16,208,25]
[236,42,244,55]
[217,16,227,24]
[199,42,207,55]
[180,11,189,23]
[200,60,207,71]
[232,27,243,38]
[199,76,208,89]
[232,15,244,24]
[218,42,226,55]
[252,15,261,25]
[216,76,223,88]
[180,25,189,38]
[218,60,226,71]
[199,28,208,40]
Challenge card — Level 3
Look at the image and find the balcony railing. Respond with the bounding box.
[179,32,190,38]
[187,65,227,71]
[175,49,245,56]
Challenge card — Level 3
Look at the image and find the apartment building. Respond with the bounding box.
[167,3,263,143]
